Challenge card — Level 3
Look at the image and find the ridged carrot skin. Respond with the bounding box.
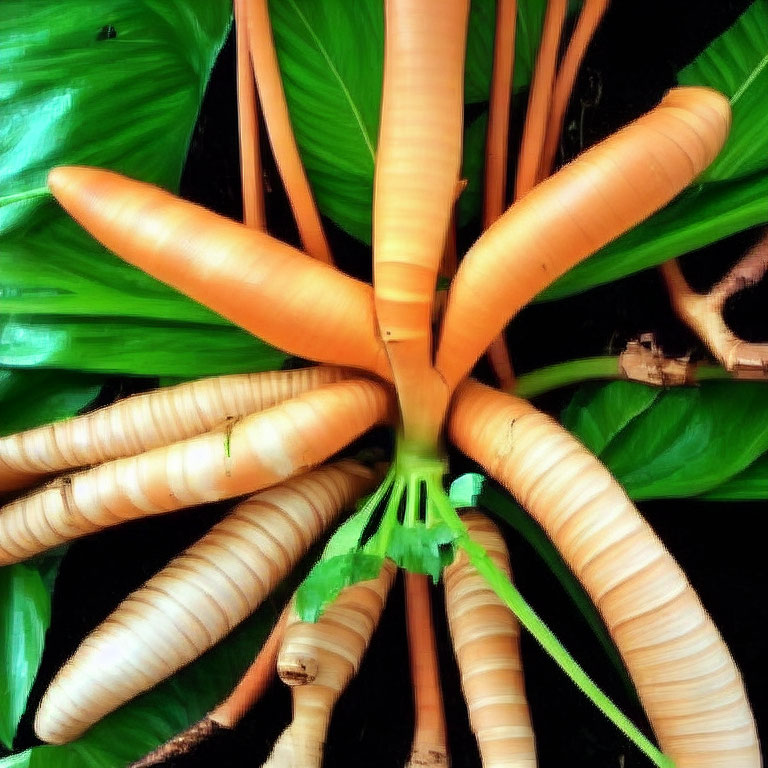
[437,87,731,392]
[0,379,393,566]
[0,367,349,494]
[266,561,397,768]
[47,167,389,379]
[246,0,332,263]
[515,0,567,197]
[444,511,537,768]
[539,0,611,178]
[450,381,761,768]
[373,0,469,445]
[34,461,374,745]
[234,0,266,230]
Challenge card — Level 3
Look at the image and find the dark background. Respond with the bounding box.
[16,1,767,766]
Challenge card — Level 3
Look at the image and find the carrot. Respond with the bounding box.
[450,380,761,768]
[47,166,390,379]
[34,460,374,745]
[234,0,266,230]
[265,561,396,767]
[443,511,537,768]
[514,0,567,197]
[404,572,448,768]
[539,0,611,178]
[437,87,732,393]
[0,366,349,494]
[246,0,333,264]
[373,0,469,448]
[129,605,290,768]
[0,378,393,566]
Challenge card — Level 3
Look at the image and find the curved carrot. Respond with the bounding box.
[235,0,266,230]
[0,378,394,565]
[247,0,333,264]
[266,561,396,768]
[539,0,611,178]
[437,87,731,392]
[34,461,373,744]
[444,511,537,768]
[0,366,349,494]
[450,380,761,768]
[515,0,567,197]
[47,167,389,379]
[373,0,469,447]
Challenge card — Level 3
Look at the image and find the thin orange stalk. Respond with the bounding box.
[246,0,333,264]
[484,0,518,390]
[539,0,610,178]
[404,573,448,767]
[514,0,567,197]
[234,0,266,229]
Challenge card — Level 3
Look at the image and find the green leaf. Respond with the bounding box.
[0,1,278,378]
[562,380,768,499]
[0,317,286,377]
[701,453,768,500]
[0,563,55,750]
[0,592,285,767]
[679,0,768,183]
[458,111,488,228]
[0,369,102,437]
[541,0,768,300]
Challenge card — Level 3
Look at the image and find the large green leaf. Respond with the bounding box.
[679,0,768,183]
[0,562,56,750]
[0,317,286,377]
[0,596,283,767]
[542,0,768,300]
[562,380,768,500]
[701,453,768,500]
[0,1,283,377]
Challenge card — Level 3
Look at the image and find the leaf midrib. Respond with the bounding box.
[285,0,376,165]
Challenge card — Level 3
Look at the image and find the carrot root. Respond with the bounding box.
[450,380,761,768]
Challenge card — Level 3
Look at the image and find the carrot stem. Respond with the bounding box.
[247,0,333,263]
[515,0,567,198]
[539,0,610,178]
[404,573,448,767]
[234,0,266,230]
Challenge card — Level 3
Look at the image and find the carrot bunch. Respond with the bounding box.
[1,1,761,767]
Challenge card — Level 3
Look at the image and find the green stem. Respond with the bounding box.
[513,355,731,399]
[0,187,51,207]
[458,536,674,768]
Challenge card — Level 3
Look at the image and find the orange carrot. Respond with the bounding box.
[373,0,469,447]
[539,0,611,178]
[515,0,567,196]
[444,511,537,767]
[0,366,349,494]
[437,87,731,392]
[266,561,396,767]
[47,167,390,379]
[450,380,761,768]
[234,0,266,230]
[0,379,393,565]
[35,461,373,744]
[246,0,333,264]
